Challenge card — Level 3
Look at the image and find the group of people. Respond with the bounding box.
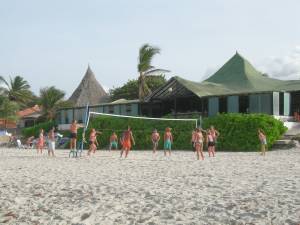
[86,124,220,160]
[190,126,219,160]
[36,127,56,157]
[34,119,268,158]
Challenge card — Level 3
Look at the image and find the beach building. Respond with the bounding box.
[69,65,109,107]
[143,52,300,118]
[57,66,140,128]
[56,53,300,127]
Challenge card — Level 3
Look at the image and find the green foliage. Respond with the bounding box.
[81,113,287,151]
[202,113,287,151]
[109,75,166,101]
[0,75,34,108]
[38,86,73,120]
[0,95,19,124]
[80,115,196,150]
[22,121,56,138]
[138,44,161,73]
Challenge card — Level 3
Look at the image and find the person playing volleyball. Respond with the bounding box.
[191,129,197,151]
[164,127,173,156]
[207,130,215,157]
[37,129,44,154]
[151,129,160,154]
[120,126,135,158]
[258,129,267,156]
[88,128,101,156]
[210,125,219,156]
[194,128,204,160]
[109,132,118,150]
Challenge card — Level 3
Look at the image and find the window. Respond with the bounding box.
[109,105,114,114]
[219,97,227,113]
[279,92,284,116]
[126,104,132,113]
[239,95,249,113]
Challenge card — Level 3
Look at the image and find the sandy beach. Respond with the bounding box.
[0,148,299,225]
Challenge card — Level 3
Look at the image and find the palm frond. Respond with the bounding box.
[144,69,171,76]
[138,44,160,73]
[0,76,9,87]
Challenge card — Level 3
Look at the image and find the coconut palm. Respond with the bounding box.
[0,75,33,107]
[39,86,73,120]
[137,44,170,101]
[0,95,19,129]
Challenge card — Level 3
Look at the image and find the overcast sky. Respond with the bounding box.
[1,0,300,97]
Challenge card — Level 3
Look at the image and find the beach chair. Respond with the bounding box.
[17,139,25,149]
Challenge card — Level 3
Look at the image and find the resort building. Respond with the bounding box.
[143,53,300,118]
[56,53,300,126]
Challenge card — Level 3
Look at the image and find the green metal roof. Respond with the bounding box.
[173,53,300,98]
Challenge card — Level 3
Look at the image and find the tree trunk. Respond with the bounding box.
[138,73,145,102]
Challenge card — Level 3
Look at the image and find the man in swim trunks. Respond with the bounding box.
[48,127,56,157]
[151,129,160,154]
[69,120,85,150]
[164,127,173,157]
[120,126,135,158]
[109,132,118,151]
[207,130,215,157]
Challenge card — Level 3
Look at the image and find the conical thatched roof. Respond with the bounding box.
[69,66,109,106]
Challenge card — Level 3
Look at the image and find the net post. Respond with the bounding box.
[81,104,90,151]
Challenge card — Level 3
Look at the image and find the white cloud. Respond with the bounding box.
[257,46,300,80]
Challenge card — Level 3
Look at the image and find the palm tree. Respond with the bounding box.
[0,75,33,107]
[0,95,19,129]
[137,44,170,101]
[39,86,73,120]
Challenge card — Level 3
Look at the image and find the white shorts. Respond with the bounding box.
[48,141,55,151]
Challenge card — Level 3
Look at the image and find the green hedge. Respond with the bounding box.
[22,121,56,138]
[202,113,287,151]
[80,116,196,150]
[81,113,287,151]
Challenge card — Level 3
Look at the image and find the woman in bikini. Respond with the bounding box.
[194,128,204,160]
[120,126,135,158]
[88,128,101,155]
[258,129,267,156]
[37,129,44,154]
[164,127,173,157]
[151,129,160,154]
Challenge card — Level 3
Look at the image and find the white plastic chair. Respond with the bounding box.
[17,139,25,149]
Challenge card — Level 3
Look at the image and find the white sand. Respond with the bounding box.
[0,148,300,225]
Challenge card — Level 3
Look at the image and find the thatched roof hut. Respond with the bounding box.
[69,66,109,106]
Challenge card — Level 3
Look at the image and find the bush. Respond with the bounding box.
[79,116,196,150]
[202,113,287,151]
[22,121,56,138]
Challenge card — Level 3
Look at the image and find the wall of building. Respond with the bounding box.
[57,103,140,125]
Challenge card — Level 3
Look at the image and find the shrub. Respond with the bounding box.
[22,121,56,138]
[79,116,196,150]
[202,113,287,151]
